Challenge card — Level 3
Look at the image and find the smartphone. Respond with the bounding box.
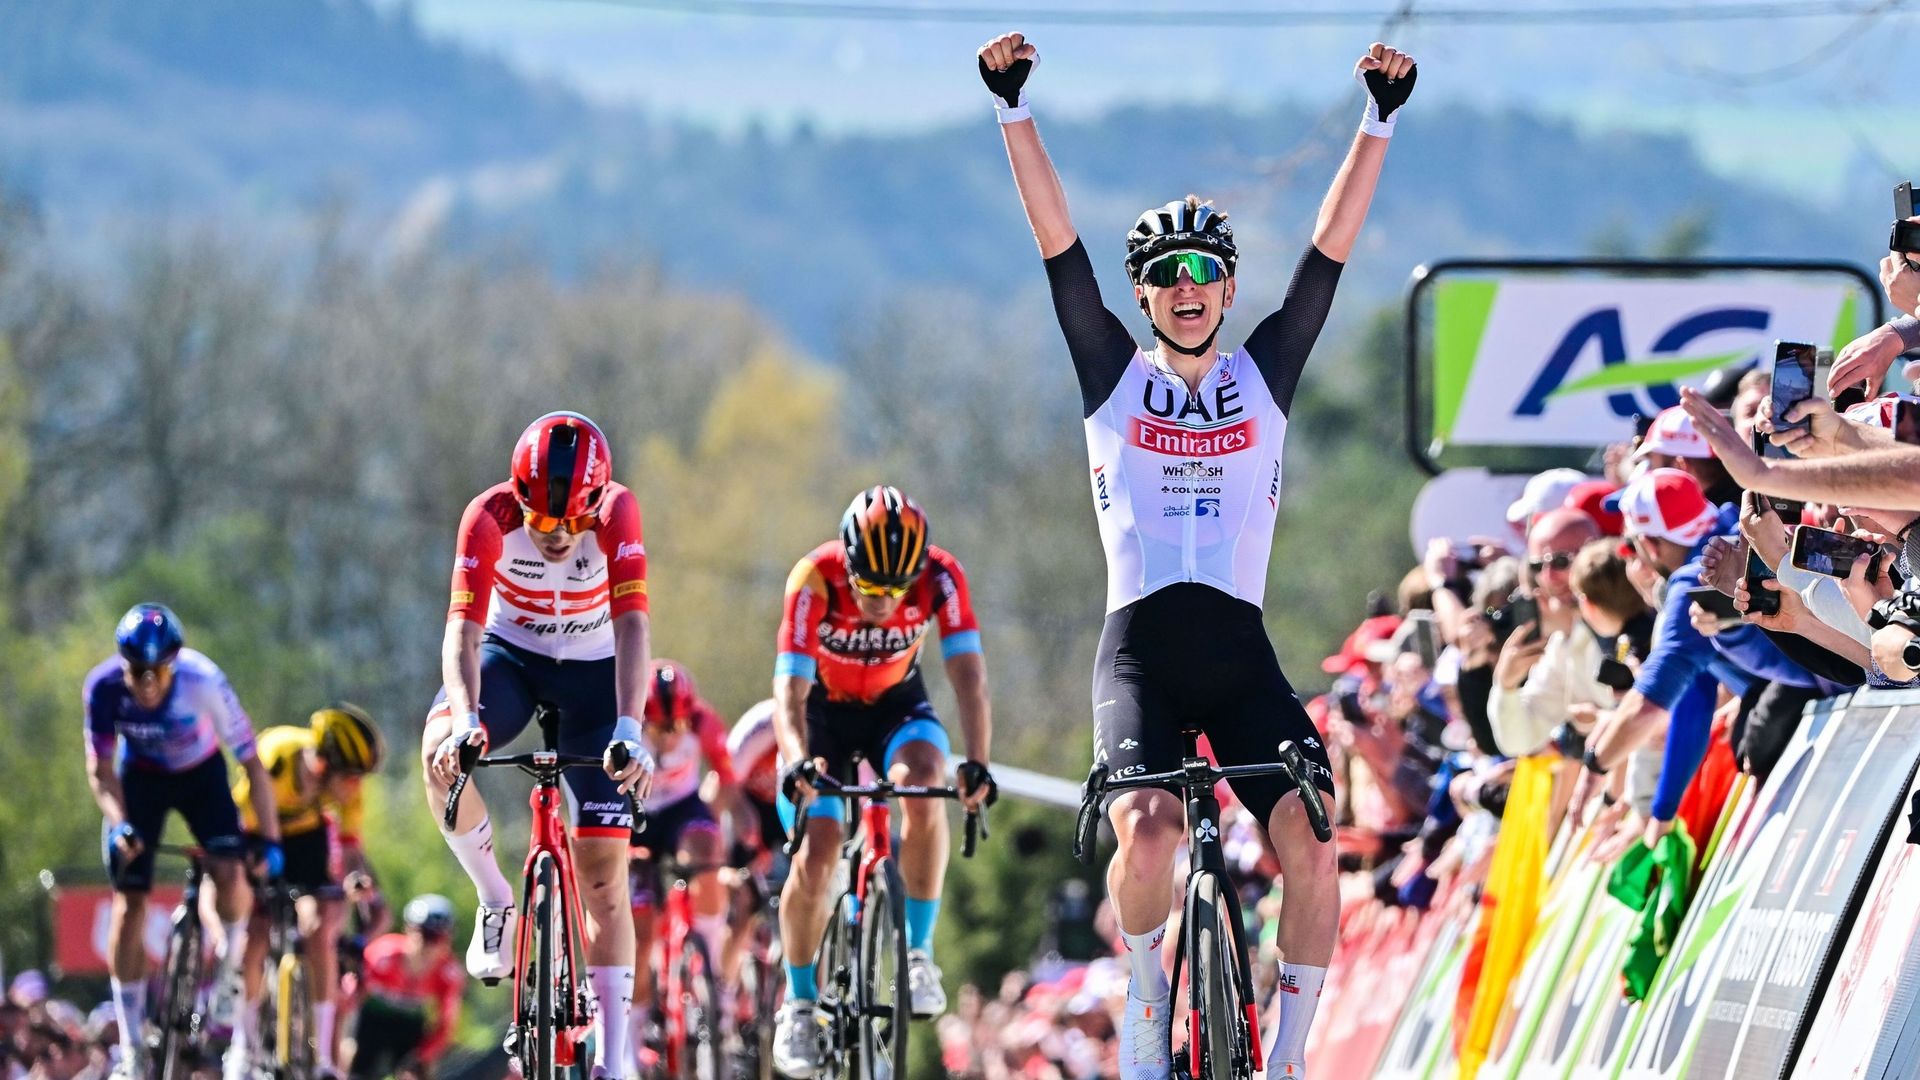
[1790,525,1884,580]
[1771,340,1818,433]
[1894,220,1920,257]
[1745,549,1781,617]
[1749,435,1805,522]
[1685,585,1742,625]
[1898,182,1920,268]
[1833,380,1871,415]
[1896,400,1920,445]
[1504,593,1540,635]
[1594,657,1635,693]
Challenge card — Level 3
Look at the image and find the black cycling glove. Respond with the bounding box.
[1357,58,1417,136]
[956,759,999,806]
[781,759,822,806]
[979,55,1036,121]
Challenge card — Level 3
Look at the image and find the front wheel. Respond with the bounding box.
[155,914,204,1080]
[816,891,859,1079]
[275,949,314,1080]
[526,852,561,1080]
[1187,873,1253,1079]
[856,859,909,1080]
[672,933,723,1080]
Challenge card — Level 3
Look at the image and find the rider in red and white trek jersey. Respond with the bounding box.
[420,411,657,1080]
[982,29,1416,1078]
[627,658,741,1060]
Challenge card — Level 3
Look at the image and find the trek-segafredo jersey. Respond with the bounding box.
[1044,238,1343,612]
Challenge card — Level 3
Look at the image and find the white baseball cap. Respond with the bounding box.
[1613,468,1718,546]
[1631,406,1714,461]
[1505,468,1590,525]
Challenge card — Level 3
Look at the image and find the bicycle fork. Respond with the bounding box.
[1172,771,1263,1078]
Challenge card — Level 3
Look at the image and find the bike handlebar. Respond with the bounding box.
[1070,741,1332,865]
[442,746,641,832]
[781,773,990,859]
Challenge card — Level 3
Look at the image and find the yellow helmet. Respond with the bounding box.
[311,702,383,774]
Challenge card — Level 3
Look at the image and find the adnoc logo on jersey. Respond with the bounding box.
[1414,264,1877,467]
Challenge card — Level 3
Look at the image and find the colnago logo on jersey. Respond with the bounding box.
[817,619,930,660]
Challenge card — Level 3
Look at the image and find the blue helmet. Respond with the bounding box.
[116,604,184,667]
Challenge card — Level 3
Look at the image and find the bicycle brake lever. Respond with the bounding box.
[962,807,981,858]
[1073,763,1109,866]
[442,773,468,832]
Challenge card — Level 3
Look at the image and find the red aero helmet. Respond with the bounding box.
[644,659,699,730]
[511,412,612,519]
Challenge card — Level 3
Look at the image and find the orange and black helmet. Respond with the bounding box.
[839,486,930,589]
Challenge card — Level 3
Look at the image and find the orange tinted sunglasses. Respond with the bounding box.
[523,507,597,535]
[849,573,911,599]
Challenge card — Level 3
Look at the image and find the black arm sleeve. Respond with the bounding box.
[1757,628,1864,688]
[1241,244,1345,416]
[1044,239,1139,419]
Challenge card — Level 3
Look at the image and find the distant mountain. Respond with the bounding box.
[0,1,1880,348]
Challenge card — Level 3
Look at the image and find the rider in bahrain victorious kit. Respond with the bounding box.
[419,411,657,1080]
[769,486,997,1078]
[980,29,1416,1079]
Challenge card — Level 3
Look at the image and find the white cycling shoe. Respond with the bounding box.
[907,950,947,1018]
[466,903,516,982]
[771,1000,828,1078]
[1119,990,1174,1080]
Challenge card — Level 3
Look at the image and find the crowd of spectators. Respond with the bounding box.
[0,972,126,1080]
[930,207,1920,1077]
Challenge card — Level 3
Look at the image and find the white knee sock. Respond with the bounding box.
[1266,963,1327,1076]
[1120,923,1171,1003]
[313,1002,337,1069]
[110,978,145,1058]
[219,919,247,970]
[694,915,729,976]
[587,965,634,1077]
[443,815,515,908]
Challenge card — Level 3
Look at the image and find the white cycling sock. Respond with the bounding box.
[219,919,247,969]
[444,815,515,908]
[312,1001,337,1069]
[110,978,145,1058]
[588,965,634,1076]
[694,914,729,978]
[1266,963,1327,1076]
[1120,922,1171,1003]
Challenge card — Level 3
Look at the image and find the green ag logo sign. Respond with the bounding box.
[1408,261,1879,474]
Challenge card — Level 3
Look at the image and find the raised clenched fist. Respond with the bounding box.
[1355,42,1417,130]
[978,31,1039,109]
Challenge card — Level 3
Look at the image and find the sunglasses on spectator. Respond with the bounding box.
[523,507,597,535]
[1141,250,1228,288]
[849,573,912,599]
[1529,551,1576,574]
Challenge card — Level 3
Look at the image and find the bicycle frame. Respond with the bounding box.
[1074,735,1330,1079]
[512,764,594,1068]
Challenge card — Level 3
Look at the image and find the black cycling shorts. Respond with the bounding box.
[262,826,340,897]
[1092,583,1334,826]
[429,635,631,839]
[105,753,246,892]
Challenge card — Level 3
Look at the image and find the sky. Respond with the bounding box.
[392,0,1915,208]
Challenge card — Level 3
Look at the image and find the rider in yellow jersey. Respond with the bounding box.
[226,704,385,1080]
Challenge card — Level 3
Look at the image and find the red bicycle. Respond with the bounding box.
[443,740,639,1080]
[629,836,726,1080]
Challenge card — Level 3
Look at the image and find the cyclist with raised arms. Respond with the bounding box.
[84,603,279,1078]
[980,31,1416,1078]
[420,411,656,1080]
[769,486,997,1078]
[225,704,385,1080]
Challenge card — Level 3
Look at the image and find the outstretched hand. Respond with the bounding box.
[1680,387,1768,488]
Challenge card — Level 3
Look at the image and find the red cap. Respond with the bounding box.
[1565,480,1624,536]
[1322,614,1402,675]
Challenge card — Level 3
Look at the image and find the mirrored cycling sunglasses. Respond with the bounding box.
[1141,250,1228,289]
[523,507,597,535]
[849,573,911,599]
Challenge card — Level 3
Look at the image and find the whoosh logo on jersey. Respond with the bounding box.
[1128,416,1258,456]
